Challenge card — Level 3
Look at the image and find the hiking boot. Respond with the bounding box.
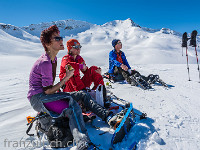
[104,102,111,109]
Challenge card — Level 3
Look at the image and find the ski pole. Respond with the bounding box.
[182,47,183,56]
[186,47,191,81]
[182,32,188,56]
[194,46,200,82]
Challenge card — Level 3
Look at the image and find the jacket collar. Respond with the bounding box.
[67,54,81,61]
[114,49,122,54]
[45,52,57,63]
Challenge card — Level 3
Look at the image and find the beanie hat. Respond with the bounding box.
[112,39,120,47]
[67,39,80,52]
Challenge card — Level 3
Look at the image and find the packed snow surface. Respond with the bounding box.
[0,19,200,150]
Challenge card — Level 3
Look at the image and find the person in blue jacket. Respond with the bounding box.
[108,39,148,84]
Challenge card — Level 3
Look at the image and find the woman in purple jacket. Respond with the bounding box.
[27,25,93,150]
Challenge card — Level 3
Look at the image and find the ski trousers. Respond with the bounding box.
[81,66,104,90]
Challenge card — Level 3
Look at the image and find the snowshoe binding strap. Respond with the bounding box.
[140,113,147,120]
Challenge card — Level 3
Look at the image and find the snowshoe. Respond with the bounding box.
[147,74,168,87]
[130,73,152,90]
[129,76,138,86]
[157,78,168,87]
[108,109,129,130]
[147,74,159,84]
[111,103,135,145]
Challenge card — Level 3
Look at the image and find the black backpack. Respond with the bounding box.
[26,112,73,148]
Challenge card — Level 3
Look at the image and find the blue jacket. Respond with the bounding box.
[108,49,131,74]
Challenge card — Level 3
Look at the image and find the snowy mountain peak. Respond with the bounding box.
[22,19,93,31]
[101,18,141,28]
[127,18,141,28]
[159,28,181,36]
[22,19,94,37]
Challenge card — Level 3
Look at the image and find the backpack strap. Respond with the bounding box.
[26,118,36,136]
[26,112,48,136]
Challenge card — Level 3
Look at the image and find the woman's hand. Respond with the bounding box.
[82,63,87,71]
[65,65,74,78]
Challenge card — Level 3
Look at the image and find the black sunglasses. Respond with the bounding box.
[53,36,63,41]
[117,42,122,45]
[72,45,82,49]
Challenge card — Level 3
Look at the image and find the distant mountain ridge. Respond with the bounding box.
[0,18,184,41]
[21,19,93,37]
[0,18,199,64]
[0,19,94,42]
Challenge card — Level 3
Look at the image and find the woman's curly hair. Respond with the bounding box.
[40,25,60,51]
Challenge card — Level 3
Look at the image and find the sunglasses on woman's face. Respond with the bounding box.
[72,45,82,49]
[117,42,122,45]
[53,36,63,41]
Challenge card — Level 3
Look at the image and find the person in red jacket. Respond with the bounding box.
[59,39,105,93]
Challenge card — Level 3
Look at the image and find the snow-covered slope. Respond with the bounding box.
[0,19,200,150]
[0,29,42,57]
[0,24,40,42]
[0,59,200,150]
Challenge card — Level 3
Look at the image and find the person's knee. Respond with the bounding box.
[89,66,99,73]
[63,108,73,117]
[85,92,92,100]
[90,66,98,70]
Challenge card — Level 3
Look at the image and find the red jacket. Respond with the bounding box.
[59,54,87,92]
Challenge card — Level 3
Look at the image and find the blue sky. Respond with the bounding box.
[0,0,199,33]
